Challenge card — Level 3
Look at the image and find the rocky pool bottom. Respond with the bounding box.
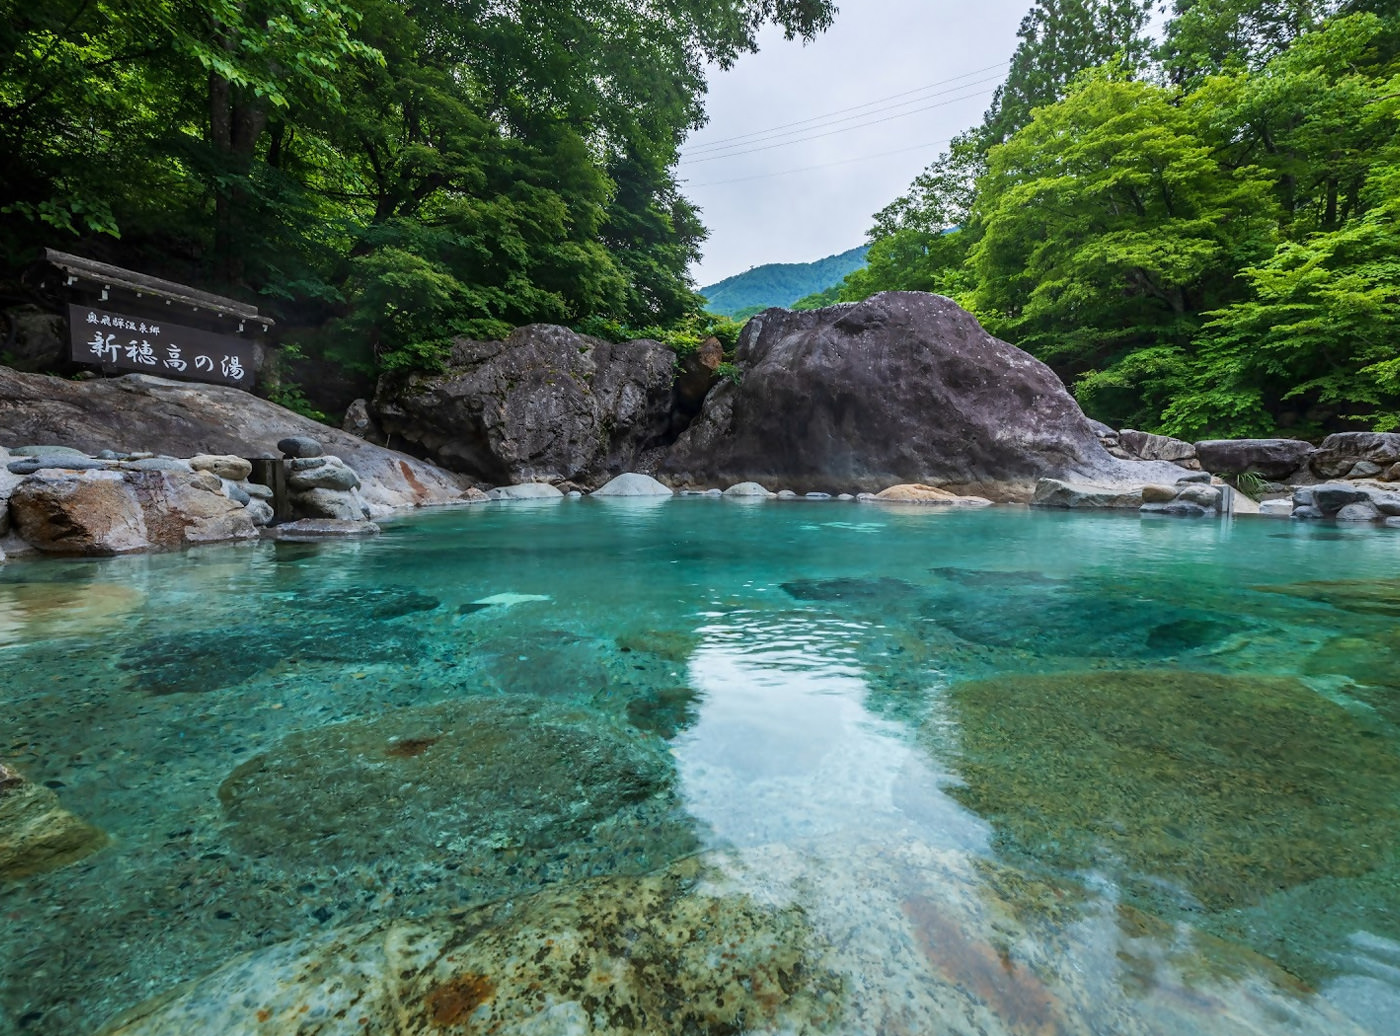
[2,500,1400,1035]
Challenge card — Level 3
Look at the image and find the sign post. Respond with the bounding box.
[67,304,258,388]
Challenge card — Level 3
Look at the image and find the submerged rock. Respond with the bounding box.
[1255,578,1400,617]
[941,669,1400,913]
[0,762,106,880]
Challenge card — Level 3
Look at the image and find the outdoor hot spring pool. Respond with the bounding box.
[3,499,1400,1035]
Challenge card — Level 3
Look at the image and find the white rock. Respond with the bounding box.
[1258,499,1294,518]
[486,483,564,500]
[591,473,673,497]
[722,482,774,498]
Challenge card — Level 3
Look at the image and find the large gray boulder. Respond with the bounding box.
[1195,438,1315,480]
[1310,432,1400,480]
[374,325,678,485]
[663,293,1185,500]
[0,366,473,516]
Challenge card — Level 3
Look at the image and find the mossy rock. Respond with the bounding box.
[941,669,1400,913]
[1255,579,1400,617]
[781,576,921,604]
[625,685,699,739]
[614,627,700,663]
[218,697,684,870]
[0,765,107,879]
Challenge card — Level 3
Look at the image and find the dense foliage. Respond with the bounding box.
[700,244,868,316]
[0,0,834,401]
[826,0,1400,438]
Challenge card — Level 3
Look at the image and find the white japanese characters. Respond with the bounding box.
[76,306,252,384]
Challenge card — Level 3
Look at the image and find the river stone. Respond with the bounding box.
[1194,438,1314,479]
[7,455,112,474]
[1337,501,1382,522]
[287,456,326,471]
[941,669,1400,914]
[276,435,323,459]
[287,456,360,492]
[9,444,89,458]
[1140,500,1211,517]
[872,484,993,507]
[486,482,564,500]
[1175,484,1221,509]
[188,454,253,481]
[1118,429,1197,464]
[662,293,1186,501]
[1310,482,1375,514]
[1030,479,1143,509]
[723,481,774,497]
[1140,484,1178,503]
[290,486,369,521]
[776,489,799,499]
[261,519,379,540]
[244,499,274,526]
[217,697,678,866]
[1258,498,1294,517]
[242,481,273,500]
[9,470,148,553]
[121,457,191,472]
[591,472,673,497]
[0,762,106,880]
[221,479,251,506]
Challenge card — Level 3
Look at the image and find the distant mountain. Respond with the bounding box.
[700,245,868,318]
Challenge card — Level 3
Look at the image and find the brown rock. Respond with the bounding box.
[9,471,148,554]
[1141,484,1178,503]
[0,762,106,879]
[188,454,253,481]
[872,484,993,507]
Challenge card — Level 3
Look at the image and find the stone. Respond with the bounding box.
[1118,429,1198,464]
[805,492,832,499]
[673,336,724,422]
[244,499,274,526]
[872,484,993,507]
[837,493,855,501]
[485,482,564,500]
[722,481,774,498]
[1311,482,1374,514]
[222,480,251,506]
[0,762,106,879]
[590,472,674,497]
[242,481,273,501]
[262,519,381,540]
[0,367,473,516]
[1140,500,1211,517]
[1175,484,1222,509]
[1337,501,1382,522]
[188,454,253,481]
[374,325,678,485]
[7,455,113,474]
[95,449,119,460]
[776,489,799,499]
[662,294,1186,500]
[341,397,379,440]
[1386,517,1400,529]
[1292,505,1325,520]
[1310,431,1400,479]
[1031,479,1143,510]
[9,471,149,553]
[460,487,490,503]
[1384,462,1400,482]
[288,456,326,471]
[1174,471,1213,484]
[9,444,89,458]
[1141,484,1178,503]
[291,487,370,521]
[1087,418,1117,439]
[287,456,361,492]
[1259,499,1294,518]
[1194,438,1315,479]
[121,457,191,472]
[1347,460,1384,480]
[277,435,323,458]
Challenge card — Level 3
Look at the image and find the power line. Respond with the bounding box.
[684,60,1010,155]
[678,85,997,166]
[683,136,956,189]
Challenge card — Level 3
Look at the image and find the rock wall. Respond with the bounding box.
[662,293,1185,500]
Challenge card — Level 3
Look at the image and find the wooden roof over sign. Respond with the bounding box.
[43,248,275,330]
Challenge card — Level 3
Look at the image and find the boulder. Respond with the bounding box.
[871,484,993,507]
[662,293,1186,500]
[244,499,274,526]
[0,367,473,516]
[374,325,678,484]
[189,454,253,481]
[10,444,90,458]
[723,481,774,498]
[1119,429,1198,465]
[591,473,674,497]
[485,483,564,501]
[1348,461,1385,480]
[287,456,361,492]
[9,468,258,554]
[291,487,370,521]
[7,455,113,474]
[0,762,106,879]
[1338,501,1383,522]
[1141,484,1179,504]
[341,398,380,441]
[1194,438,1314,480]
[1292,481,1400,522]
[1031,479,1144,510]
[1259,499,1294,518]
[1310,432,1400,479]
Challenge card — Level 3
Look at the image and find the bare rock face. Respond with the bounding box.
[0,366,473,517]
[663,293,1185,500]
[373,325,679,485]
[0,762,106,880]
[10,468,257,555]
[1310,432,1400,480]
[1195,438,1315,480]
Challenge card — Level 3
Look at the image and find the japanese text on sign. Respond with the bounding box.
[68,304,256,387]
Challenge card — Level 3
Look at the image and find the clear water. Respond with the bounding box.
[2,500,1400,1034]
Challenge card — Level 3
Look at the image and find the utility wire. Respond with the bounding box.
[683,59,1010,155]
[679,84,997,166]
[683,136,957,188]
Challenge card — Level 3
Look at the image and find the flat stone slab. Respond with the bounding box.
[262,519,381,540]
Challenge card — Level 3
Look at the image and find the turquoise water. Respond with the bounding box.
[2,500,1400,1034]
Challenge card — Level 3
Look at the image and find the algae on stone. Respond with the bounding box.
[1255,578,1400,617]
[0,763,107,880]
[940,669,1400,913]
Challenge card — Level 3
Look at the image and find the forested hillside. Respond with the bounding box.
[0,0,834,405]
[826,0,1400,439]
[700,245,868,317]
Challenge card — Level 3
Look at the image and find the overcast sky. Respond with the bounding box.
[682,0,1031,287]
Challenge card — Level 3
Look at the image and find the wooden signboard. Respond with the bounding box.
[68,303,257,388]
